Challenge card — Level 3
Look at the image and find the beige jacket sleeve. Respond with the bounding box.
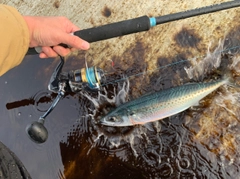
[0,4,29,76]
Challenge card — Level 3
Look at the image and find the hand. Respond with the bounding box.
[23,16,90,58]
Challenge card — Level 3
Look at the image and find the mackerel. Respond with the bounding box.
[100,77,234,126]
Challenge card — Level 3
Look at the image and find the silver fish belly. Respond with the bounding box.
[100,78,228,127]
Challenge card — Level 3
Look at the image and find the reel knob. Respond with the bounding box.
[26,120,48,143]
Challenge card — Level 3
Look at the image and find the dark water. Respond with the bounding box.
[0,48,240,179]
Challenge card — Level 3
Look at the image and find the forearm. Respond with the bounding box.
[0,4,29,76]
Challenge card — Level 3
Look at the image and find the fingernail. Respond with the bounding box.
[81,41,90,50]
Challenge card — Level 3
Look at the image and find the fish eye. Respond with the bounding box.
[108,117,117,122]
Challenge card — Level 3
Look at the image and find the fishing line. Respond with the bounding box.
[101,44,240,87]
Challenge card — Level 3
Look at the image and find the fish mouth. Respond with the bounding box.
[99,116,133,127]
[99,120,116,127]
[99,118,132,127]
[98,118,114,126]
[99,117,125,127]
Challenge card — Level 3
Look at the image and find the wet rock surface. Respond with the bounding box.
[1,0,240,178]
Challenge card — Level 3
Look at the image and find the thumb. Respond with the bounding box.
[61,33,90,50]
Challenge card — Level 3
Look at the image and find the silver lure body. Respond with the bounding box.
[100,78,229,127]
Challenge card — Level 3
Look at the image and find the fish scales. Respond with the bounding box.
[100,78,229,126]
[123,80,225,121]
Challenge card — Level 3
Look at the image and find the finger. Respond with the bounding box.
[52,46,71,56]
[39,53,48,58]
[61,34,90,50]
[70,47,78,52]
[41,46,58,58]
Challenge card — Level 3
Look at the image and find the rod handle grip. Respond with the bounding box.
[75,15,150,42]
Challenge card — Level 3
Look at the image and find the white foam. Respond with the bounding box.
[184,40,224,80]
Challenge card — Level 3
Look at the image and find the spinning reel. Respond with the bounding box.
[26,56,105,143]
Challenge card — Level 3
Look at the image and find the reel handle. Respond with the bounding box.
[26,86,65,143]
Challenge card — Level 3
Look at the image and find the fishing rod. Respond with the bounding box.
[27,0,240,54]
